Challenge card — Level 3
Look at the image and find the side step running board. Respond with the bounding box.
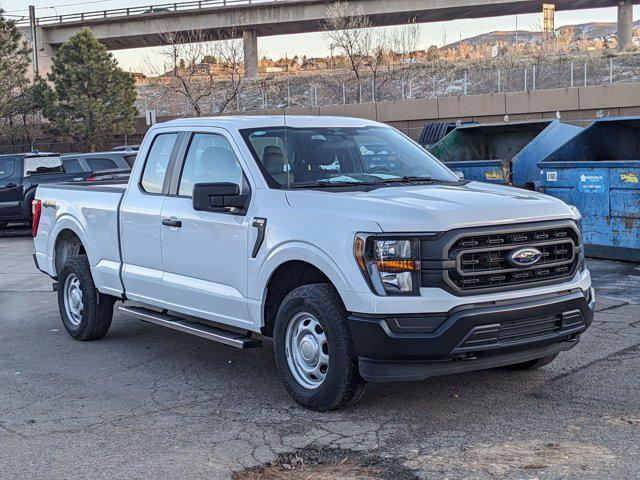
[119,305,262,349]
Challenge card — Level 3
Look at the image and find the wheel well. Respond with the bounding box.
[23,188,37,219]
[54,229,86,276]
[262,261,332,337]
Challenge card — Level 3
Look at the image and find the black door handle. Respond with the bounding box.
[4,183,17,188]
[162,218,182,228]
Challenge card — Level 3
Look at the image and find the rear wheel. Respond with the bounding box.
[57,255,115,341]
[504,353,559,371]
[273,284,365,411]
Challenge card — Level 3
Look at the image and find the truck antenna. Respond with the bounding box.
[283,105,291,188]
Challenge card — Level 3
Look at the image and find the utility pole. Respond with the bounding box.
[29,5,39,74]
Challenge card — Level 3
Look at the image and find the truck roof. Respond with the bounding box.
[157,115,382,130]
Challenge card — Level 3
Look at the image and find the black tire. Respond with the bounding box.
[504,353,559,371]
[57,255,115,341]
[273,284,365,411]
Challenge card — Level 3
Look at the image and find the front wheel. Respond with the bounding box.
[57,255,115,341]
[273,284,365,411]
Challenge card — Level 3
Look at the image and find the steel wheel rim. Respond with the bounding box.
[285,312,329,389]
[63,273,84,326]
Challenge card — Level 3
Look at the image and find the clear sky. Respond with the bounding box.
[5,0,640,73]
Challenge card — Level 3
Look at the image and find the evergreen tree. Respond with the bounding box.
[44,29,137,150]
[0,9,47,146]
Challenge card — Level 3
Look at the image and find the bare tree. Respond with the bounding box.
[324,1,372,101]
[324,2,422,102]
[144,22,244,116]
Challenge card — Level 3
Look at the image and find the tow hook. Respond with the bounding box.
[459,352,479,361]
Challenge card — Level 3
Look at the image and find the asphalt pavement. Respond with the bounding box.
[1,233,638,479]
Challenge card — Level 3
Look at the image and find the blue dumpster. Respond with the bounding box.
[539,116,640,262]
[430,120,582,189]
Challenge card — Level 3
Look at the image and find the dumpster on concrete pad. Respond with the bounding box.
[539,116,640,262]
[430,120,583,189]
[418,121,475,149]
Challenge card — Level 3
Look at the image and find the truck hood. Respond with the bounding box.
[285,181,577,232]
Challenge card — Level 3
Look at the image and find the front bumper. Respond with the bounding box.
[349,287,595,382]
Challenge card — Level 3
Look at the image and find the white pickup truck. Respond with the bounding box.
[33,116,595,410]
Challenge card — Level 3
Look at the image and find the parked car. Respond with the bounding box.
[0,152,92,228]
[61,150,137,175]
[33,116,594,410]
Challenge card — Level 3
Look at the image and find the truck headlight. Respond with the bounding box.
[568,208,587,272]
[568,204,582,221]
[354,234,421,295]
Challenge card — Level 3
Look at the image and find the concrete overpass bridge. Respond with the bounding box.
[22,0,638,77]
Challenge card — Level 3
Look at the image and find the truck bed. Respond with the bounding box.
[33,181,127,298]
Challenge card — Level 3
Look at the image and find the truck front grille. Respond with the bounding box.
[443,224,580,294]
[456,310,585,351]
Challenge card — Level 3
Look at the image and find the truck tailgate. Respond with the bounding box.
[34,182,126,297]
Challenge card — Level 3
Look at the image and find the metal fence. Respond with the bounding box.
[17,0,297,26]
[0,136,145,155]
[136,55,640,116]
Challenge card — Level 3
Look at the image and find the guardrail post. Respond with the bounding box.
[532,65,536,90]
[524,67,527,92]
[584,61,587,87]
[463,70,468,95]
[342,83,346,104]
[497,69,501,93]
[610,58,614,84]
[408,79,412,99]
[570,61,574,87]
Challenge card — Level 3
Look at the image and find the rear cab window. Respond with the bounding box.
[23,156,64,176]
[140,133,180,194]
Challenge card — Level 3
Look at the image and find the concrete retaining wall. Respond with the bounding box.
[140,82,640,140]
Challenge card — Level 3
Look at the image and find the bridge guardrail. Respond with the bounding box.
[18,0,291,26]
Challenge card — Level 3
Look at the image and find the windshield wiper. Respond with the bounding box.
[289,180,375,189]
[374,176,435,184]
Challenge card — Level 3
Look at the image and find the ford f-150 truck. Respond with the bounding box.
[33,116,595,410]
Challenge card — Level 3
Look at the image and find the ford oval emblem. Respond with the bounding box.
[509,247,543,268]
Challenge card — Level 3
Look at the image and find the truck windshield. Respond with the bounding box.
[240,126,460,188]
[24,156,64,176]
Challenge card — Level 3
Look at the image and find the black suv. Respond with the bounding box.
[0,152,92,227]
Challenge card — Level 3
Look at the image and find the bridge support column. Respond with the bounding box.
[617,0,634,51]
[243,29,259,79]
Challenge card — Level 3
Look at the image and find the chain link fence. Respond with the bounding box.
[136,54,640,116]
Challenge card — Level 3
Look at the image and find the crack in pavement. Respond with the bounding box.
[551,342,640,381]
[596,301,631,313]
